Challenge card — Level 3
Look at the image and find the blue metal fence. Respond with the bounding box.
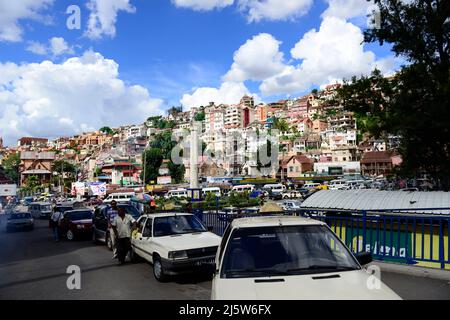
[200,208,450,270]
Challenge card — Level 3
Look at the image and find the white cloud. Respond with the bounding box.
[85,0,136,39]
[322,0,373,20]
[171,0,234,11]
[260,17,386,96]
[170,0,312,22]
[223,33,285,82]
[0,0,53,42]
[26,41,48,55]
[180,81,254,108]
[238,0,313,22]
[0,51,163,145]
[49,37,73,56]
[26,37,74,57]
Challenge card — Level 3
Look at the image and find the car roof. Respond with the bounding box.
[230,216,325,228]
[65,209,93,213]
[141,212,193,218]
[30,202,51,205]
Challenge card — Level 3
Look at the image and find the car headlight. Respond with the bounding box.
[168,250,188,260]
[76,224,84,229]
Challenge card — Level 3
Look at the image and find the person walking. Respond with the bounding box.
[50,209,63,242]
[107,200,119,259]
[111,207,136,265]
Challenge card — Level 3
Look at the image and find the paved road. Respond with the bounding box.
[0,219,211,300]
[0,218,449,300]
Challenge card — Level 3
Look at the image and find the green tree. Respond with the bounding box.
[168,161,185,184]
[141,148,164,184]
[25,175,40,190]
[2,153,20,184]
[100,126,115,135]
[273,118,290,132]
[194,111,205,122]
[335,0,450,189]
[167,106,183,117]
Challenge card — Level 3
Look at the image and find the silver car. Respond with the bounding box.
[6,212,34,232]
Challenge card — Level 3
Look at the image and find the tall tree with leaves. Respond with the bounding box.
[335,0,450,189]
[2,153,20,184]
[141,148,164,184]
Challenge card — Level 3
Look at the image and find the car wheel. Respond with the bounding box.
[106,233,113,250]
[66,230,75,241]
[153,256,167,282]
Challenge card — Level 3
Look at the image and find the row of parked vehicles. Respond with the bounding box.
[6,196,401,300]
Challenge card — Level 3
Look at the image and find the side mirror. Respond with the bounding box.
[207,226,214,232]
[355,252,373,266]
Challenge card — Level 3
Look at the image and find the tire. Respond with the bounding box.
[152,256,167,282]
[66,230,75,241]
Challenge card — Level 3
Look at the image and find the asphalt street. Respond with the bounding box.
[0,218,449,300]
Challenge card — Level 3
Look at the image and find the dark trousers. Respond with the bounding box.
[117,237,131,263]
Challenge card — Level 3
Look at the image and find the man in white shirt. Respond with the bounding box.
[50,209,64,242]
[111,207,136,264]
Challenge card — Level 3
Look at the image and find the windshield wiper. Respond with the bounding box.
[286,265,358,273]
[182,228,205,233]
[225,269,289,277]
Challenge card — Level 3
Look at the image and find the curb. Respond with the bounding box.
[371,261,450,281]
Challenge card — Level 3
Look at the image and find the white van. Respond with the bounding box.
[231,184,255,193]
[328,180,348,190]
[262,184,286,193]
[165,188,188,199]
[28,202,53,219]
[103,192,135,204]
[202,187,221,197]
[302,182,320,189]
[345,180,366,190]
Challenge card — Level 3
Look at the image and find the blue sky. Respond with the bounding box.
[0,0,399,145]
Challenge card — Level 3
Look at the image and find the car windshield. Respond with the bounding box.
[118,205,140,219]
[8,213,32,220]
[41,205,52,211]
[69,211,93,221]
[221,225,360,279]
[153,215,206,237]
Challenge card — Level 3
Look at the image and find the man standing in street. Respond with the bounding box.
[107,200,119,259]
[111,207,136,265]
[50,209,63,242]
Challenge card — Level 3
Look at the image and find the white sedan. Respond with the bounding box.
[131,213,222,282]
[212,216,401,300]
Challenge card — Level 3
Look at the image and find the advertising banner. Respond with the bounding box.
[71,182,86,196]
[0,184,17,197]
[88,182,107,196]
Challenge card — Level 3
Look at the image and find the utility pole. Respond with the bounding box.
[143,150,147,189]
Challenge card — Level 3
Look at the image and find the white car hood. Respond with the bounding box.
[214,270,401,300]
[153,232,221,251]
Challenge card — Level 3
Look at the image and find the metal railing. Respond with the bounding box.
[198,208,450,270]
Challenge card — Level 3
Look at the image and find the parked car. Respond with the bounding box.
[282,200,302,212]
[211,216,401,300]
[6,213,34,232]
[267,190,283,201]
[60,209,94,241]
[28,202,53,219]
[92,203,141,248]
[21,197,35,206]
[131,213,221,282]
